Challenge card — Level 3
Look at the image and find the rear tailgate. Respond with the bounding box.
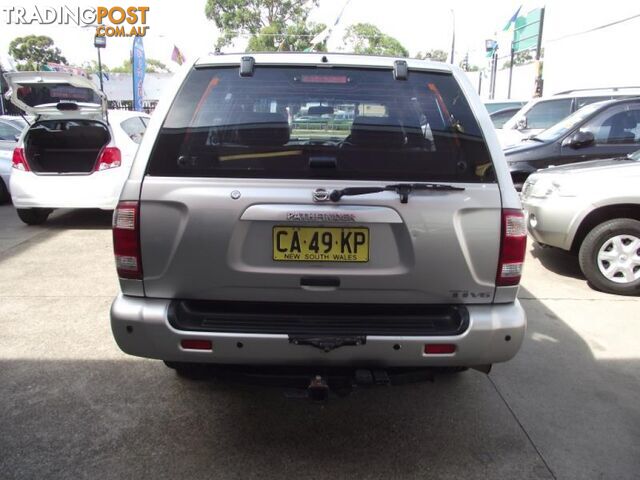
[138,64,501,304]
[140,178,500,303]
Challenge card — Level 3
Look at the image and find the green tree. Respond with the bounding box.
[416,49,448,62]
[502,50,533,69]
[110,58,171,73]
[342,23,408,57]
[246,21,327,52]
[205,0,322,51]
[9,35,67,71]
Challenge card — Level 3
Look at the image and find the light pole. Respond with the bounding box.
[485,39,498,100]
[0,62,5,116]
[450,9,456,64]
[94,35,106,92]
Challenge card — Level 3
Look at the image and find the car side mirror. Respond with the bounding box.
[515,116,527,130]
[566,130,595,149]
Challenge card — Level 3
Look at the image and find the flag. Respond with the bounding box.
[132,36,145,112]
[503,5,522,31]
[171,45,186,65]
[308,0,352,48]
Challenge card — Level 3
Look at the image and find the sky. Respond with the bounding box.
[0,0,547,71]
[0,0,638,76]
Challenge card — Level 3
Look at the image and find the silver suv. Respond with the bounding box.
[110,53,527,390]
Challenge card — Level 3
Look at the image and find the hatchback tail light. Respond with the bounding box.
[95,147,121,171]
[12,147,30,171]
[113,201,142,279]
[496,209,527,286]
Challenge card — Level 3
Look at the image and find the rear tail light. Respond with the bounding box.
[496,209,527,286]
[12,148,30,171]
[95,147,121,171]
[113,201,142,279]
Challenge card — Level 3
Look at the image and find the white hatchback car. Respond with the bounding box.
[3,72,149,225]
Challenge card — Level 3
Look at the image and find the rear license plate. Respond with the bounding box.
[273,226,369,262]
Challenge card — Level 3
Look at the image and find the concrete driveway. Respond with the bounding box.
[0,204,638,479]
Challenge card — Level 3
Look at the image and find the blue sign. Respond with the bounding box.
[132,36,145,111]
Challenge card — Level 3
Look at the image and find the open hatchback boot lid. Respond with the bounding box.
[3,71,107,120]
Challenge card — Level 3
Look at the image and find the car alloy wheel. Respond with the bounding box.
[596,234,640,284]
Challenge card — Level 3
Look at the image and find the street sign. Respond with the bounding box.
[513,8,543,53]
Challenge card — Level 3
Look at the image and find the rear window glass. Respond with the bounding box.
[147,66,493,182]
[16,83,101,107]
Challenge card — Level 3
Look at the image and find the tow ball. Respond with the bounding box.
[307,375,330,402]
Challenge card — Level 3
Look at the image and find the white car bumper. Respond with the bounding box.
[10,168,126,210]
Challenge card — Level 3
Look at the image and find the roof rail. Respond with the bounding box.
[554,86,640,95]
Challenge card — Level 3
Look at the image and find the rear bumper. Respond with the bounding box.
[10,168,126,210]
[111,295,527,368]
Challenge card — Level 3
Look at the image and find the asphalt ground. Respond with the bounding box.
[0,204,638,479]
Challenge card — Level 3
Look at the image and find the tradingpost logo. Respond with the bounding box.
[95,6,149,38]
[1,5,150,37]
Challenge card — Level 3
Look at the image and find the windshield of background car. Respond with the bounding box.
[146,66,494,182]
[534,102,605,142]
[485,101,524,114]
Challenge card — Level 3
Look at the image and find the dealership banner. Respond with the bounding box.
[132,35,145,111]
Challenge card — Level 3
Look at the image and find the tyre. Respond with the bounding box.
[510,172,529,192]
[578,218,640,296]
[16,208,52,226]
[163,361,211,380]
[0,179,9,204]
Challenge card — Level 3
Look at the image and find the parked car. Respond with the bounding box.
[497,87,640,147]
[484,99,527,114]
[522,151,640,295]
[109,53,527,395]
[489,106,521,129]
[505,98,640,189]
[0,115,28,203]
[3,71,150,225]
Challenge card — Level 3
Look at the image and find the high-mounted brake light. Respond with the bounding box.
[95,147,121,171]
[300,75,349,84]
[12,148,30,171]
[496,209,527,286]
[113,201,142,280]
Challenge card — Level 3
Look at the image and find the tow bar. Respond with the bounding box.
[307,375,330,402]
[306,369,396,403]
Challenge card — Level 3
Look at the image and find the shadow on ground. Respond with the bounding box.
[0,358,552,480]
[529,242,584,280]
[2,290,639,480]
[44,209,113,230]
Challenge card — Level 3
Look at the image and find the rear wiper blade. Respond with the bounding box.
[330,183,465,204]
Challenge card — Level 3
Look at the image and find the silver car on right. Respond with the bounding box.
[522,151,640,295]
